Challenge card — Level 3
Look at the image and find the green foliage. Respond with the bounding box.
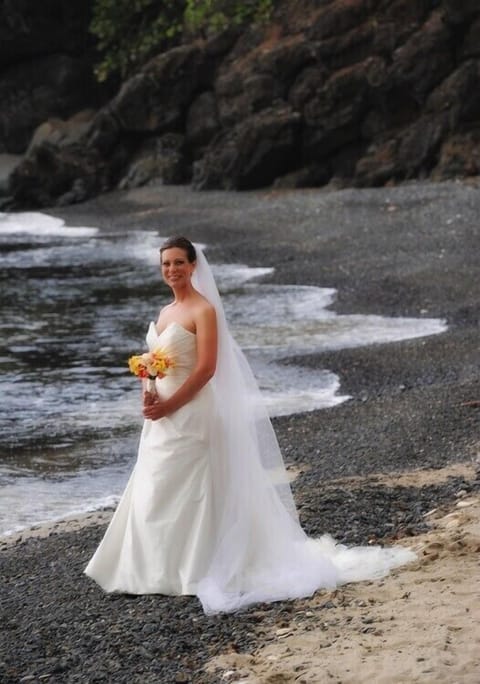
[184,0,274,34]
[90,0,275,82]
[90,0,182,82]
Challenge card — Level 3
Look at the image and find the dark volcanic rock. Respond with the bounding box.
[461,17,480,59]
[0,0,92,68]
[0,1,106,155]
[0,55,101,154]
[434,132,480,179]
[111,44,216,134]
[303,57,386,161]
[118,133,189,189]
[388,11,454,105]
[193,105,302,190]
[186,91,219,151]
[9,141,102,208]
[5,0,480,207]
[6,43,221,206]
[442,0,479,25]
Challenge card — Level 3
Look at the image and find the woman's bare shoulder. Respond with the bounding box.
[194,292,216,314]
[193,294,217,329]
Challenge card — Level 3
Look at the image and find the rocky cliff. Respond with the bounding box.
[3,0,480,208]
[0,1,109,154]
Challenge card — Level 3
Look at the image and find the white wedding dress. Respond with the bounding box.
[85,249,416,614]
[85,321,218,594]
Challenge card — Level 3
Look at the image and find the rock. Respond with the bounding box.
[381,0,432,26]
[118,133,188,189]
[215,66,286,129]
[5,0,480,207]
[303,57,386,158]
[0,153,22,198]
[204,26,241,58]
[0,55,102,154]
[330,21,381,71]
[251,34,316,87]
[27,110,96,155]
[193,105,301,190]
[388,11,454,104]
[308,0,372,42]
[456,498,477,508]
[185,92,219,150]
[442,0,479,25]
[396,114,449,178]
[425,61,480,121]
[8,141,104,208]
[289,65,329,112]
[460,18,480,59]
[0,0,108,155]
[273,163,331,189]
[216,34,314,128]
[0,1,93,68]
[433,132,480,179]
[111,44,215,134]
[275,628,294,638]
[85,110,121,157]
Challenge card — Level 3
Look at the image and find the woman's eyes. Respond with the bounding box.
[162,260,185,266]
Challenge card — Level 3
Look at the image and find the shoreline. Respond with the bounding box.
[0,509,114,550]
[2,179,480,682]
[2,460,477,550]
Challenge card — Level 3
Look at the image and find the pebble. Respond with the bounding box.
[3,180,480,682]
[456,499,476,508]
[9,496,467,684]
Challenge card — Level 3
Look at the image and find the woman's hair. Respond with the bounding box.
[160,236,196,263]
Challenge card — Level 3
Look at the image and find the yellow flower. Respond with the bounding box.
[128,348,174,379]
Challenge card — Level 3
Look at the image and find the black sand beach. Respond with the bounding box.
[2,180,480,682]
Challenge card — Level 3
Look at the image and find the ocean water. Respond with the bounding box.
[0,211,447,535]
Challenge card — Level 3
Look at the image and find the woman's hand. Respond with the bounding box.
[143,396,168,421]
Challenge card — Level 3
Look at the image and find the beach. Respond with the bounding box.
[206,490,480,684]
[2,179,480,682]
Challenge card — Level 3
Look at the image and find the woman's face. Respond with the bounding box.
[161,247,195,288]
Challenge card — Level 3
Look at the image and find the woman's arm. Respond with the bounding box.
[142,306,217,420]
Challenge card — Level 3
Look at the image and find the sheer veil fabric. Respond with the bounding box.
[191,248,416,614]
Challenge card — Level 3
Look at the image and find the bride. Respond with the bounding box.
[84,236,415,614]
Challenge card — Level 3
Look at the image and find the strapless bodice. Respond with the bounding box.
[146,321,197,395]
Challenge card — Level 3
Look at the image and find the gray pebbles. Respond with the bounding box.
[2,179,480,682]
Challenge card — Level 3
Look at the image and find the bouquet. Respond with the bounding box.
[128,348,175,393]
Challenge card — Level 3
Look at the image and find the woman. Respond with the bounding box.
[85,236,415,614]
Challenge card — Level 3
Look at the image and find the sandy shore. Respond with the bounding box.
[206,490,480,683]
[2,179,480,683]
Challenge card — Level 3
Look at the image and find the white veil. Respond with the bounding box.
[192,246,298,516]
[192,247,415,614]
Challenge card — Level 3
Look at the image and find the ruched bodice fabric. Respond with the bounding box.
[146,321,196,393]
